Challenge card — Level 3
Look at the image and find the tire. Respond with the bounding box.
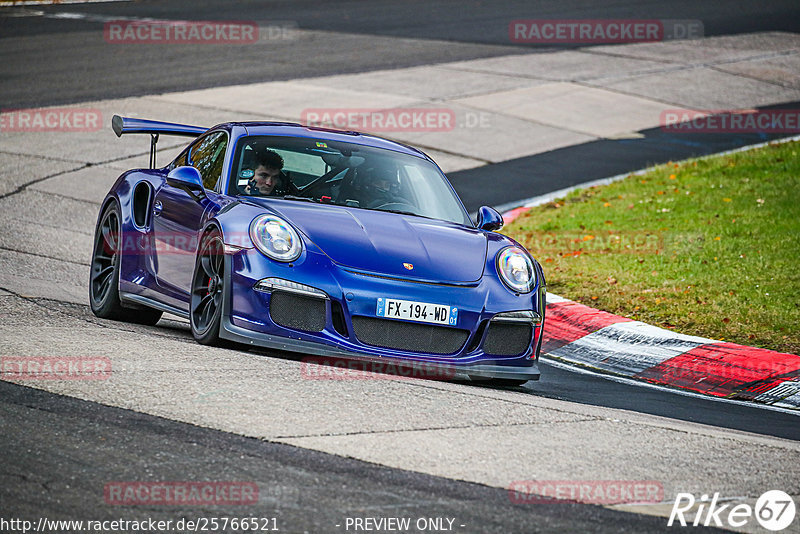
[190,229,229,346]
[89,202,163,325]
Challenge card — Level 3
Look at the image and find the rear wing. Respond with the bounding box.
[112,115,207,169]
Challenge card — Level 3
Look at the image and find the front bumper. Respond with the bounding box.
[220,317,540,381]
[219,248,544,381]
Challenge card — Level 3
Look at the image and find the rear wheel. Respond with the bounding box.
[89,202,162,325]
[190,230,228,346]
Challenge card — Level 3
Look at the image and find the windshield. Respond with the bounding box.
[228,135,472,226]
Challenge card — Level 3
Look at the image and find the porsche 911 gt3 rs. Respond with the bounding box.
[90,115,546,384]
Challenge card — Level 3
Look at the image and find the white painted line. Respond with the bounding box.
[754,380,800,409]
[544,292,569,304]
[540,356,800,416]
[12,9,187,23]
[5,7,302,43]
[547,321,711,376]
[0,0,129,6]
[495,134,800,214]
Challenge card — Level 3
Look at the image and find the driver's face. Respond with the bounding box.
[254,165,281,194]
[373,177,391,193]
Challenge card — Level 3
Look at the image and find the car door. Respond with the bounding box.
[152,130,228,300]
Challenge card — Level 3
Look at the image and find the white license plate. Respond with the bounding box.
[376,298,457,326]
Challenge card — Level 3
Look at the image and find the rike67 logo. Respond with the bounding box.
[668,490,796,531]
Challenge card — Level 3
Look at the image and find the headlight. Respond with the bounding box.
[249,215,302,262]
[497,246,535,293]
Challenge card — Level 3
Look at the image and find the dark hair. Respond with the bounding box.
[257,150,283,170]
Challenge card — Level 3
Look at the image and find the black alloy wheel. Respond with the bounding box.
[190,230,229,346]
[89,202,162,325]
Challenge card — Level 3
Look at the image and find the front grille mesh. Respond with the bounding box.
[269,292,326,332]
[351,316,468,355]
[483,322,532,356]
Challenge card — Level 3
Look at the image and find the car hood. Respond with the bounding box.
[267,202,487,283]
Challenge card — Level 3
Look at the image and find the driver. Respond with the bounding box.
[243,150,289,196]
[362,166,399,208]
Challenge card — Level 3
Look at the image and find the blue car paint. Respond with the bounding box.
[246,199,488,283]
[101,122,545,381]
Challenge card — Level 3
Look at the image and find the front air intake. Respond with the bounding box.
[483,322,532,356]
[269,292,326,332]
[351,316,468,355]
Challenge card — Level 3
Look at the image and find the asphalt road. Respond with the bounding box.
[1,0,799,108]
[2,2,799,532]
[0,378,702,534]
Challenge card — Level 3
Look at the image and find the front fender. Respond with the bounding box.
[210,200,266,249]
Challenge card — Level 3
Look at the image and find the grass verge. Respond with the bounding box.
[504,140,800,355]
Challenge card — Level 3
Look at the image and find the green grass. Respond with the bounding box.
[504,140,800,355]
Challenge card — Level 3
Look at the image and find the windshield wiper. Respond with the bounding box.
[281,195,317,203]
[379,208,431,220]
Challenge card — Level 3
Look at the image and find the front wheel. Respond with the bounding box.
[89,202,162,325]
[190,230,229,346]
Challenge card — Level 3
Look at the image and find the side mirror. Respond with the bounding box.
[167,166,204,192]
[477,206,503,231]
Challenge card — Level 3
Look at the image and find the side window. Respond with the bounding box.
[189,131,228,190]
[170,150,188,170]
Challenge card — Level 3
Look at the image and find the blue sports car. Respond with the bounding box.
[90,116,546,384]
